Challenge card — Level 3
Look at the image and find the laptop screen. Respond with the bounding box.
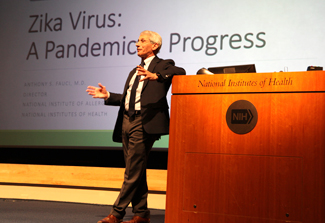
[208,64,256,74]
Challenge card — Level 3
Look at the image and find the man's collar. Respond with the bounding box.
[143,55,155,65]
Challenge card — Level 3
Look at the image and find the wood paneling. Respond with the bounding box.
[183,154,302,221]
[0,164,167,192]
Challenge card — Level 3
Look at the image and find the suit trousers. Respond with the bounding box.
[110,113,157,219]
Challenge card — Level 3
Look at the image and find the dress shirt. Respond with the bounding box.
[124,56,155,112]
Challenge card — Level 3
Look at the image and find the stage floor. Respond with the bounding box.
[0,199,165,223]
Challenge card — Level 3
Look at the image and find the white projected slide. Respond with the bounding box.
[0,0,324,147]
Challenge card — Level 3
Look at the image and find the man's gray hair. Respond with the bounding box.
[141,30,162,54]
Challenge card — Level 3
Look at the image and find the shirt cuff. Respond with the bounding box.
[105,92,110,100]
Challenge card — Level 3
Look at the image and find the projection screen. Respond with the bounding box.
[0,0,324,148]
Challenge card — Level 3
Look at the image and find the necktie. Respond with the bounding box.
[128,61,145,117]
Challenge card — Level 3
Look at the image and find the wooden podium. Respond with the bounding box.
[165,71,325,223]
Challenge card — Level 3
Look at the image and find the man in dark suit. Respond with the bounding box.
[86,30,185,223]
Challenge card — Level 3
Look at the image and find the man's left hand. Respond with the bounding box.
[137,65,158,81]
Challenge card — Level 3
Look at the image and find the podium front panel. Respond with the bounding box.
[165,72,325,223]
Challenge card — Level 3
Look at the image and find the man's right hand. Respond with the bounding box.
[86,83,109,100]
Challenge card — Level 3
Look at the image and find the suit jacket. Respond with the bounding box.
[105,56,186,142]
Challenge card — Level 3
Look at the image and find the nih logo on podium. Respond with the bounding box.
[226,100,258,134]
[231,109,254,124]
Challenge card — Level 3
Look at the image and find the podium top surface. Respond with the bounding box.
[172,71,325,94]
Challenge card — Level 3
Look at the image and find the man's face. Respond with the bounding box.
[136,34,158,59]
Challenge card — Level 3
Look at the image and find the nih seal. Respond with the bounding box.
[226,100,258,134]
